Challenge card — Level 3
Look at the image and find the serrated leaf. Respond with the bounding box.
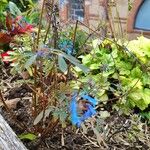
[19,133,37,141]
[58,55,67,73]
[131,67,142,78]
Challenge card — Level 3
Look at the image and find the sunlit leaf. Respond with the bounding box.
[92,39,102,49]
[19,133,37,141]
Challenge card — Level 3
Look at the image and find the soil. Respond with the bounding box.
[0,66,150,150]
[1,90,100,150]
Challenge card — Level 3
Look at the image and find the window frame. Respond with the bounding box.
[69,0,85,21]
[127,0,150,35]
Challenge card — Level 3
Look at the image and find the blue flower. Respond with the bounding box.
[70,94,79,125]
[81,94,98,106]
[58,39,75,55]
[70,93,98,127]
[79,104,96,123]
[36,50,45,57]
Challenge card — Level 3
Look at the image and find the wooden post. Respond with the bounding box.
[0,114,27,150]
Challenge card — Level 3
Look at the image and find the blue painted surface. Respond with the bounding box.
[135,0,150,31]
[59,0,67,8]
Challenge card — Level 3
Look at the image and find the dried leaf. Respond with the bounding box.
[0,98,20,109]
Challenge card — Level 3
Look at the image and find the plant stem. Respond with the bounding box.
[32,0,46,117]
[36,0,46,48]
[73,20,78,49]
[44,0,54,44]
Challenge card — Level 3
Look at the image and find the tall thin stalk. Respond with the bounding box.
[32,0,46,117]
[44,0,54,44]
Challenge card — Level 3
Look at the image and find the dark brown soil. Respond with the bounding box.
[0,66,150,150]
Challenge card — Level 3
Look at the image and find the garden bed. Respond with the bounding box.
[0,1,150,149]
[0,66,149,150]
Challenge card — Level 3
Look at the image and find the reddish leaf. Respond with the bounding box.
[0,50,14,63]
[0,33,12,44]
[6,14,13,31]
[15,16,22,22]
[10,23,33,35]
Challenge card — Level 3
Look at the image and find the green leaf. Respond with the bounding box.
[58,55,67,73]
[100,93,108,102]
[24,54,37,69]
[59,52,80,63]
[120,69,130,75]
[53,109,67,123]
[82,54,92,65]
[0,0,7,12]
[140,112,150,120]
[89,63,100,70]
[60,53,89,74]
[1,0,7,3]
[129,90,143,101]
[143,88,150,105]
[72,61,89,74]
[131,67,142,78]
[19,133,37,141]
[8,2,21,16]
[92,39,102,49]
[100,111,110,118]
[59,111,67,123]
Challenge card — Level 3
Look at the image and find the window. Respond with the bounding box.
[127,0,150,34]
[69,0,84,21]
[134,0,150,31]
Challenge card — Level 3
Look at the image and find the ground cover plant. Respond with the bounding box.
[0,0,150,149]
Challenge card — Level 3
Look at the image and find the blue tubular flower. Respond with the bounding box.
[81,94,98,106]
[70,93,98,127]
[70,94,80,125]
[80,104,96,122]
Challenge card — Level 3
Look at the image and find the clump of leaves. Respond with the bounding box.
[74,37,150,117]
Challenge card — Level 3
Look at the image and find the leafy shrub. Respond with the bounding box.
[75,37,150,114]
[0,1,97,139]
